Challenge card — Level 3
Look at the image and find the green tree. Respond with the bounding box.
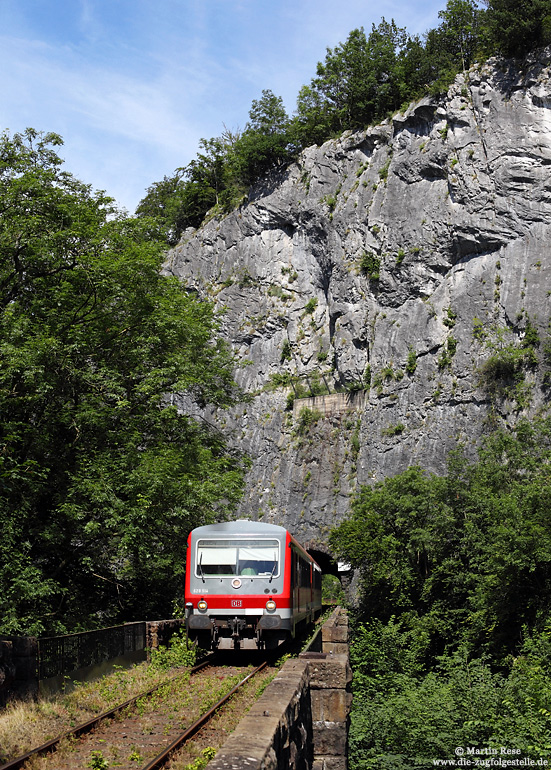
[136,92,293,240]
[233,89,293,186]
[292,83,334,148]
[364,19,410,118]
[348,623,551,768]
[0,129,246,635]
[134,170,189,244]
[438,0,482,70]
[136,132,244,243]
[294,21,417,147]
[395,35,433,106]
[333,420,551,768]
[331,417,551,661]
[483,0,551,57]
[295,27,373,140]
[139,3,551,240]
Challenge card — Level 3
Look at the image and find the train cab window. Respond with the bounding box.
[196,539,280,578]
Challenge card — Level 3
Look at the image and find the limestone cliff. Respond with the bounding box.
[165,48,551,546]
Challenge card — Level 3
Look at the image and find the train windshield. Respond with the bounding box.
[195,538,280,578]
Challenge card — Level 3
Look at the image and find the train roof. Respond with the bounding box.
[189,520,288,538]
[188,520,321,569]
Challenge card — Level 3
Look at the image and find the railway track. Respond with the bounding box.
[0,659,270,770]
[140,662,267,770]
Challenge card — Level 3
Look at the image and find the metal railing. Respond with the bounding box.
[37,622,146,680]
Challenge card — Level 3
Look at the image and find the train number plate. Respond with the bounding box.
[231,599,243,608]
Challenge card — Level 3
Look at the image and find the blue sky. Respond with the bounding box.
[0,0,444,213]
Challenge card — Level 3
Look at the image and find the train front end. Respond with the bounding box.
[184,520,290,650]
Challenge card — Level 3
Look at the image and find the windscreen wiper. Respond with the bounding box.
[269,560,277,583]
[199,553,205,583]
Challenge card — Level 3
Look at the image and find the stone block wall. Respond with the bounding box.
[145,619,185,654]
[208,658,313,770]
[320,607,349,654]
[302,652,352,770]
[209,608,351,770]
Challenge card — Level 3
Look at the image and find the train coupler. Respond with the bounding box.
[228,617,246,640]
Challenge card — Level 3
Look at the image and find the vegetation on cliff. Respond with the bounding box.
[331,417,551,766]
[0,129,246,635]
[136,0,551,243]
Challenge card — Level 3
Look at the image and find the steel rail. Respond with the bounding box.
[0,658,212,770]
[141,661,268,770]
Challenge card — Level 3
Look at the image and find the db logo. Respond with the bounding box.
[231,599,243,608]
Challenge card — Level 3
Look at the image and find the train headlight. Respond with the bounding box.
[197,599,208,612]
[231,578,242,589]
[265,599,277,612]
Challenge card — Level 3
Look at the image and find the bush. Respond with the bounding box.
[149,630,198,670]
[281,339,292,362]
[295,407,323,435]
[349,622,551,770]
[331,417,551,661]
[304,297,318,314]
[405,347,417,375]
[360,252,381,281]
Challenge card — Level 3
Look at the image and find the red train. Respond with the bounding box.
[184,520,322,649]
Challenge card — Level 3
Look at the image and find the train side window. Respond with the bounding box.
[301,558,310,588]
[291,548,297,589]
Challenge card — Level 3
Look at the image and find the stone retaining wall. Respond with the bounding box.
[292,392,367,419]
[209,608,351,770]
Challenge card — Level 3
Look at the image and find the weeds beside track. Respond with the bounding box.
[0,659,274,770]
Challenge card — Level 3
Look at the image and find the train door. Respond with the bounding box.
[308,563,313,621]
[291,546,298,635]
[299,555,309,618]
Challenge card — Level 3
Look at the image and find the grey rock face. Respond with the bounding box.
[165,49,551,545]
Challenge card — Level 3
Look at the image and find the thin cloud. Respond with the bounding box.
[0,0,446,211]
[0,35,204,150]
